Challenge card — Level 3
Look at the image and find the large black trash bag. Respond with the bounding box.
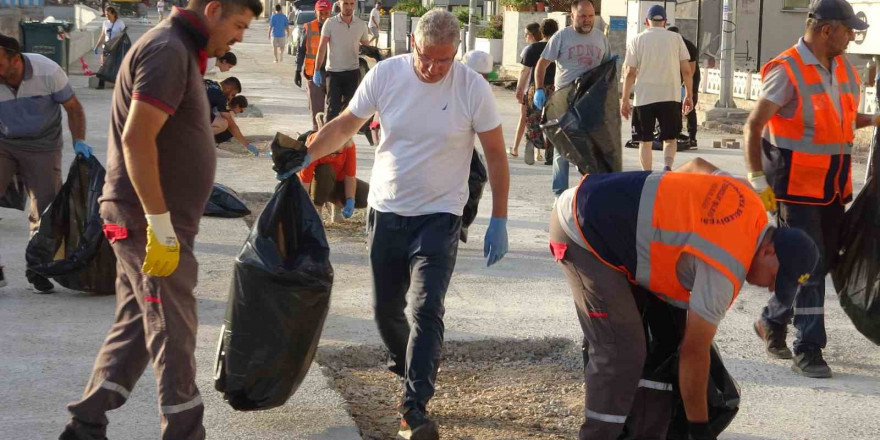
[214,135,334,411]
[832,132,880,345]
[25,155,116,294]
[204,183,251,218]
[634,292,740,439]
[96,30,132,83]
[0,173,26,210]
[460,149,488,243]
[542,58,622,175]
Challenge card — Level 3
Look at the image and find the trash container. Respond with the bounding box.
[19,21,73,74]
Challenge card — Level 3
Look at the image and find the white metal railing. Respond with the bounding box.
[702,69,875,109]
[732,71,750,99]
[749,73,762,101]
[866,87,877,114]
[706,69,721,95]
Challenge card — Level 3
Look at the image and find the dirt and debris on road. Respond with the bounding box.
[318,338,587,440]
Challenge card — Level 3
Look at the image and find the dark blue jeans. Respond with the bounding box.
[367,209,461,412]
[761,200,844,354]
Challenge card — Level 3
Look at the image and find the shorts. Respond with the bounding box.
[632,101,682,142]
[369,27,379,39]
[272,37,286,48]
[215,130,233,144]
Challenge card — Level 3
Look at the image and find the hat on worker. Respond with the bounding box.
[463,50,494,75]
[773,227,820,293]
[809,0,869,31]
[315,0,332,11]
[646,5,667,21]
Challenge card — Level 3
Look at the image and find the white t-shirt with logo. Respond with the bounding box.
[624,27,690,106]
[349,54,502,216]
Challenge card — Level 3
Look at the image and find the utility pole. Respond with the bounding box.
[467,0,476,51]
[716,0,737,108]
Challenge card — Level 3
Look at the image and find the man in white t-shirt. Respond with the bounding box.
[295,10,509,440]
[532,0,608,198]
[368,1,381,46]
[620,5,692,171]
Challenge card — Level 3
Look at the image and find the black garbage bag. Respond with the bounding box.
[0,173,26,210]
[633,291,740,439]
[96,30,132,83]
[271,132,309,175]
[624,133,695,152]
[542,58,622,175]
[460,149,488,243]
[832,131,880,345]
[204,183,251,218]
[214,134,334,411]
[25,155,116,295]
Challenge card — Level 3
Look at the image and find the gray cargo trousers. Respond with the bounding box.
[63,221,205,440]
[550,209,676,440]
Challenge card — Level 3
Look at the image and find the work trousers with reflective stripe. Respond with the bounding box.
[550,210,675,440]
[761,199,844,354]
[65,223,204,440]
[367,208,461,413]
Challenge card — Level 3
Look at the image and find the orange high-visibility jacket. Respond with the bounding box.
[303,19,321,77]
[761,45,861,205]
[574,172,770,308]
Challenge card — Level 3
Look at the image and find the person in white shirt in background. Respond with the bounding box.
[297,10,510,439]
[620,5,693,171]
[368,1,381,46]
[157,0,166,21]
[93,5,125,59]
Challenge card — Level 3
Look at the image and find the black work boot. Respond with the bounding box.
[397,407,439,440]
[27,270,54,294]
[754,319,793,359]
[792,350,832,378]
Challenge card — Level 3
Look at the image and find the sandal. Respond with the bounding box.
[508,148,519,157]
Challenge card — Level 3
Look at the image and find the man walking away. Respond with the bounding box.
[532,0,608,197]
[269,4,290,63]
[669,26,700,148]
[551,158,819,440]
[296,0,332,131]
[314,0,370,122]
[368,1,381,46]
[302,10,510,438]
[745,0,879,379]
[60,1,261,439]
[620,5,692,172]
[0,34,92,294]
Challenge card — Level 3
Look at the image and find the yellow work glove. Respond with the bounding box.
[143,212,180,277]
[748,171,778,212]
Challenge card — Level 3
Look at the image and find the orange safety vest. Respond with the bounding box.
[761,45,861,205]
[303,19,321,77]
[574,172,769,308]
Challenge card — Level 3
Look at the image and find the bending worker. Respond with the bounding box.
[550,158,819,440]
[299,116,368,222]
[744,0,880,378]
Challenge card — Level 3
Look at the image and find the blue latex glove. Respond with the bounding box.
[93,47,99,55]
[313,70,323,87]
[342,198,355,218]
[246,144,259,157]
[483,217,508,267]
[533,88,546,110]
[276,153,312,180]
[73,140,92,158]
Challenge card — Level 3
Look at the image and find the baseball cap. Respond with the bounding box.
[773,227,819,293]
[809,0,869,31]
[646,5,667,21]
[315,0,332,11]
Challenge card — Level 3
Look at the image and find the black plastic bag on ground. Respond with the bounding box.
[542,58,622,175]
[25,155,116,294]
[214,136,334,411]
[96,31,131,83]
[832,134,880,345]
[460,149,488,243]
[0,173,26,210]
[204,183,251,218]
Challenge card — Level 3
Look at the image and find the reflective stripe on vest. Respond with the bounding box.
[633,173,768,308]
[303,20,321,76]
[761,45,860,203]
